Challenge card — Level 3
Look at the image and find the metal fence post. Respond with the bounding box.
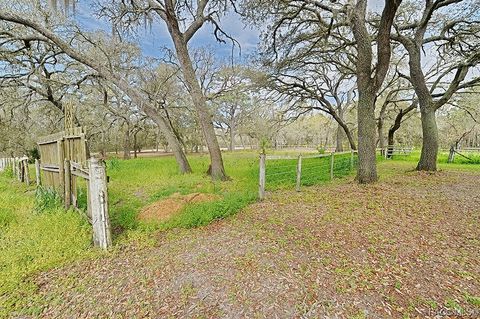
[330,152,335,180]
[296,155,302,192]
[259,154,266,200]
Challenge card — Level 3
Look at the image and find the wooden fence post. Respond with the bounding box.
[88,158,112,249]
[24,159,30,185]
[259,154,266,200]
[64,160,72,209]
[57,139,65,199]
[448,146,455,163]
[35,159,41,186]
[20,159,25,182]
[18,158,23,182]
[296,155,302,192]
[330,152,335,180]
[14,158,19,180]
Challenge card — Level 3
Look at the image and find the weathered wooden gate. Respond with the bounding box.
[36,105,111,249]
[37,127,88,198]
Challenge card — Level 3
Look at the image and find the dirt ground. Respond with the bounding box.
[138,193,220,222]
[23,163,480,318]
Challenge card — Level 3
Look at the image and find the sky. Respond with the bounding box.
[75,1,260,63]
[74,0,385,63]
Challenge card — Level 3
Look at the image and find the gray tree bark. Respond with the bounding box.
[123,127,131,160]
[164,3,227,180]
[350,0,402,183]
[417,108,438,170]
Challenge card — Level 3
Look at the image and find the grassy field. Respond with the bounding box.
[388,149,480,165]
[0,170,93,317]
[0,149,478,316]
[106,151,355,241]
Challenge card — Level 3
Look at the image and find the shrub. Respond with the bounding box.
[35,186,62,213]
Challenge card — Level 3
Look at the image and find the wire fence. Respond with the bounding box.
[258,151,358,199]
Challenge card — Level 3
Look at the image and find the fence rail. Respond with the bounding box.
[378,146,414,159]
[259,151,358,200]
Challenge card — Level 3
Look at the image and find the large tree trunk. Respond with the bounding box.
[143,107,192,174]
[417,107,438,171]
[350,0,400,183]
[336,124,344,152]
[166,21,227,180]
[406,45,439,171]
[357,90,378,183]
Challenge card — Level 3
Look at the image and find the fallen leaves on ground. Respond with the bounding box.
[19,164,480,318]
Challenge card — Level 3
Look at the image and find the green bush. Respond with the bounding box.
[26,148,40,163]
[35,186,62,213]
[317,145,326,154]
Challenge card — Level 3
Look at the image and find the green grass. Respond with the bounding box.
[105,151,357,239]
[386,150,480,165]
[106,152,258,235]
[0,174,93,317]
[0,148,478,316]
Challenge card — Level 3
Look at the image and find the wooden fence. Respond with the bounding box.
[67,158,111,249]
[37,127,88,197]
[447,147,480,163]
[0,154,111,250]
[35,127,111,250]
[259,151,358,200]
[379,146,414,159]
[0,156,30,184]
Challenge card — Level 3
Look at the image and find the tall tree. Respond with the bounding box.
[244,0,402,183]
[103,0,234,180]
[351,0,403,182]
[0,7,193,173]
[392,0,480,171]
